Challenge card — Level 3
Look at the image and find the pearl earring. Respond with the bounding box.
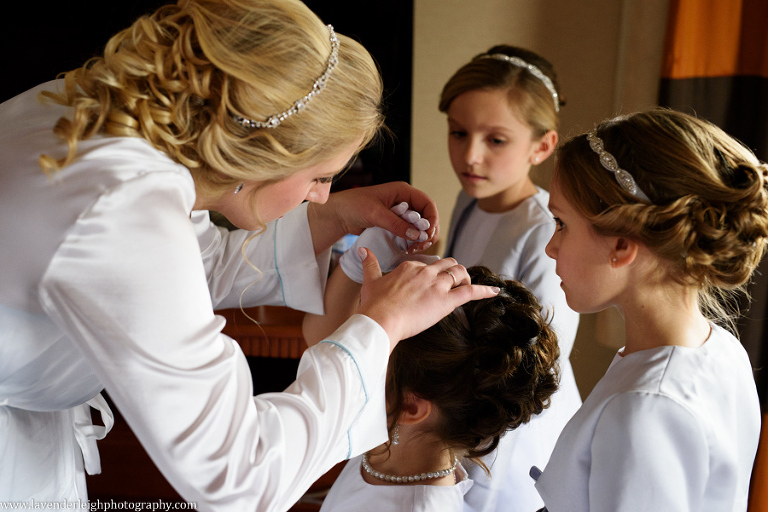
[391,425,400,445]
[234,183,244,194]
[612,257,618,263]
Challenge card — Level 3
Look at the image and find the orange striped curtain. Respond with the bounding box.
[662,0,768,79]
[659,0,768,158]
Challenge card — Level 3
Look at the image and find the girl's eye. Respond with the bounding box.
[553,217,564,230]
[315,175,335,184]
[449,130,466,138]
[489,137,507,146]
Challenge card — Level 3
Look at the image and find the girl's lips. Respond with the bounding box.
[462,173,486,183]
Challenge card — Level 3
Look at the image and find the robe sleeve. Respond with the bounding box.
[192,203,331,315]
[39,171,388,511]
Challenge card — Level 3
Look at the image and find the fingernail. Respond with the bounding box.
[417,231,428,242]
[358,247,367,260]
[491,286,500,294]
[424,241,432,249]
[391,202,408,215]
[406,228,419,240]
[403,211,421,223]
[414,218,430,230]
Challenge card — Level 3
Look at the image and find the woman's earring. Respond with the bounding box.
[533,157,539,164]
[391,425,400,445]
[234,182,244,194]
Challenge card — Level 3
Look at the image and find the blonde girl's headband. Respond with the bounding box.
[478,53,560,112]
[233,25,340,130]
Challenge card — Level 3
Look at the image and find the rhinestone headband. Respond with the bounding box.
[232,25,339,130]
[586,131,650,201]
[479,54,560,112]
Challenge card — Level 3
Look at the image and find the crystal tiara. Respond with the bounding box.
[479,53,560,112]
[587,131,650,201]
[232,24,340,130]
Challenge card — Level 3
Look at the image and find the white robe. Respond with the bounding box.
[536,323,760,512]
[0,81,389,511]
[444,189,582,512]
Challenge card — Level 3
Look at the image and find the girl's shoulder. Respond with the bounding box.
[593,325,758,427]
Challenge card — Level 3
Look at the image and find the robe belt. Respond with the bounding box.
[72,393,114,475]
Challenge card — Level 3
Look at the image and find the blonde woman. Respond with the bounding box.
[0,0,498,509]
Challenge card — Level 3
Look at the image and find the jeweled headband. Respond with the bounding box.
[586,130,651,201]
[232,24,340,130]
[479,54,560,112]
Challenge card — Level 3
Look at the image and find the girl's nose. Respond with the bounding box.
[465,138,483,166]
[545,234,558,260]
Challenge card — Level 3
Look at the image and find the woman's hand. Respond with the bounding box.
[307,182,439,256]
[356,251,500,350]
[339,203,438,283]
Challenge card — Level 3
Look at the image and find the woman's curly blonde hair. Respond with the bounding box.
[555,108,768,333]
[39,0,384,196]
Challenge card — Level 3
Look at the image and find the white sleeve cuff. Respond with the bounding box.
[317,314,390,458]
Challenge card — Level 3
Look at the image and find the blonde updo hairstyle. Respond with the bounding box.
[438,45,563,139]
[40,0,384,196]
[555,109,768,330]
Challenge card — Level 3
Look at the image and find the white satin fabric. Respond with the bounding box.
[0,82,389,510]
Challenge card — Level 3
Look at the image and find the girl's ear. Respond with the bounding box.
[531,130,558,165]
[610,237,639,268]
[397,392,433,425]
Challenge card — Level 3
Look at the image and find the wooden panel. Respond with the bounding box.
[750,413,768,511]
[218,306,308,358]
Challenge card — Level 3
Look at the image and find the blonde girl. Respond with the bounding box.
[537,109,768,511]
[0,0,498,509]
[438,45,580,512]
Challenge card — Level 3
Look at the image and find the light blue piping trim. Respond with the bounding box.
[273,217,287,306]
[319,339,369,460]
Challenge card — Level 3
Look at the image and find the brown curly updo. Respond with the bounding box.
[555,108,768,330]
[385,266,560,469]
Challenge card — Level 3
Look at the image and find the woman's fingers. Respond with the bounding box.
[390,203,430,243]
[440,265,471,289]
[357,256,498,349]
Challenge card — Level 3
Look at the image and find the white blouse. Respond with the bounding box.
[320,456,473,512]
[0,81,389,510]
[536,323,760,512]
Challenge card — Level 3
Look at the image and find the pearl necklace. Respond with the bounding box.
[361,454,459,484]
